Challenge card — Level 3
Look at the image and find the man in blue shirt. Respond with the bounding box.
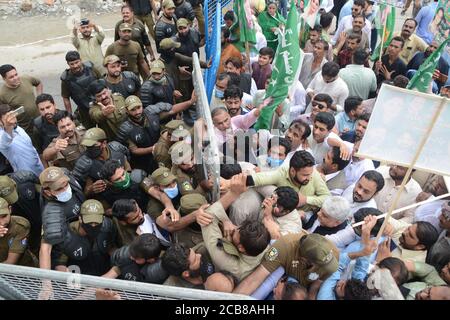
[0,104,43,177]
[415,0,439,45]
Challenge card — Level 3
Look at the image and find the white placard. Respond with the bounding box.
[357,84,450,176]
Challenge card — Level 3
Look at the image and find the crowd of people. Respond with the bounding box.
[0,0,449,300]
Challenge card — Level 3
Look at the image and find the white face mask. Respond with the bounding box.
[56,185,72,203]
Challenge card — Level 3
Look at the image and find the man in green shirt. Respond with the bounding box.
[223,150,331,213]
[0,64,42,135]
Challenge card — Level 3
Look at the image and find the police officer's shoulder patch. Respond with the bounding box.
[181,181,193,191]
[266,247,279,261]
[21,238,28,247]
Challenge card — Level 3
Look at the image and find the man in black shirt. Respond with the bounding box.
[374,36,407,88]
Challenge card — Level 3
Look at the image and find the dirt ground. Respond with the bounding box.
[0,6,407,108]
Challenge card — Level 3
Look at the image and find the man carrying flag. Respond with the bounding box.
[371,3,396,62]
[407,38,450,93]
[232,0,257,70]
[255,0,303,131]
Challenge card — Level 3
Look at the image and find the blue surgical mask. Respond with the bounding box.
[163,185,179,199]
[56,185,72,203]
[214,88,224,99]
[267,157,284,168]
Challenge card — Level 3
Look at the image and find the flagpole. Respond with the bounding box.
[378,10,388,63]
[245,41,252,73]
[374,97,447,243]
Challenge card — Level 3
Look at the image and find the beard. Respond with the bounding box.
[293,175,309,186]
[352,191,367,203]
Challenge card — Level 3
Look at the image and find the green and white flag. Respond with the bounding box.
[407,38,450,93]
[371,4,396,61]
[232,0,257,52]
[255,0,303,130]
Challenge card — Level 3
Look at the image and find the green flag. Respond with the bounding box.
[233,0,257,45]
[407,38,450,93]
[371,4,396,61]
[255,1,303,130]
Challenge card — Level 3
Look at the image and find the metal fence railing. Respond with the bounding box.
[0,264,253,300]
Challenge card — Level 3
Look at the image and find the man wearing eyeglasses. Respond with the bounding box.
[332,0,371,47]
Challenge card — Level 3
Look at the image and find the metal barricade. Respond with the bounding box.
[0,264,253,300]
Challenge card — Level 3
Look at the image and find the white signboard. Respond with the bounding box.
[357,84,450,176]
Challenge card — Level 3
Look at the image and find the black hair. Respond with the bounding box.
[99,159,123,181]
[404,18,418,28]
[35,93,55,106]
[224,56,243,70]
[223,85,243,100]
[314,111,335,131]
[317,39,330,51]
[290,150,315,170]
[289,119,312,140]
[121,4,134,12]
[344,96,363,114]
[53,110,74,125]
[353,48,368,65]
[65,50,81,62]
[390,36,405,49]
[129,233,162,260]
[343,279,373,300]
[361,170,385,192]
[352,14,365,23]
[282,282,308,300]
[353,207,384,236]
[320,12,334,29]
[268,137,291,156]
[0,64,15,78]
[354,0,366,7]
[393,75,409,88]
[313,93,333,108]
[221,26,230,38]
[274,186,299,213]
[161,244,190,276]
[226,72,241,87]
[347,32,362,43]
[89,80,108,96]
[216,72,231,83]
[330,146,350,170]
[322,61,340,78]
[415,221,439,251]
[111,198,137,220]
[259,47,275,59]
[357,112,371,123]
[239,219,270,256]
[378,257,409,285]
[310,25,323,33]
[223,10,235,22]
[220,161,242,179]
[0,104,11,117]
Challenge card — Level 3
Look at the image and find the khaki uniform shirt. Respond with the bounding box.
[153,131,172,168]
[202,201,267,281]
[105,40,145,77]
[113,217,139,247]
[252,167,331,212]
[72,29,106,75]
[46,126,86,170]
[0,216,37,267]
[0,76,40,134]
[262,232,339,287]
[394,32,428,65]
[89,94,127,140]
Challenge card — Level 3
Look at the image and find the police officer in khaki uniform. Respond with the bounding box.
[43,111,86,171]
[0,197,37,266]
[88,80,127,140]
[234,233,340,295]
[170,141,210,195]
[153,119,189,168]
[142,167,196,220]
[174,193,207,248]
